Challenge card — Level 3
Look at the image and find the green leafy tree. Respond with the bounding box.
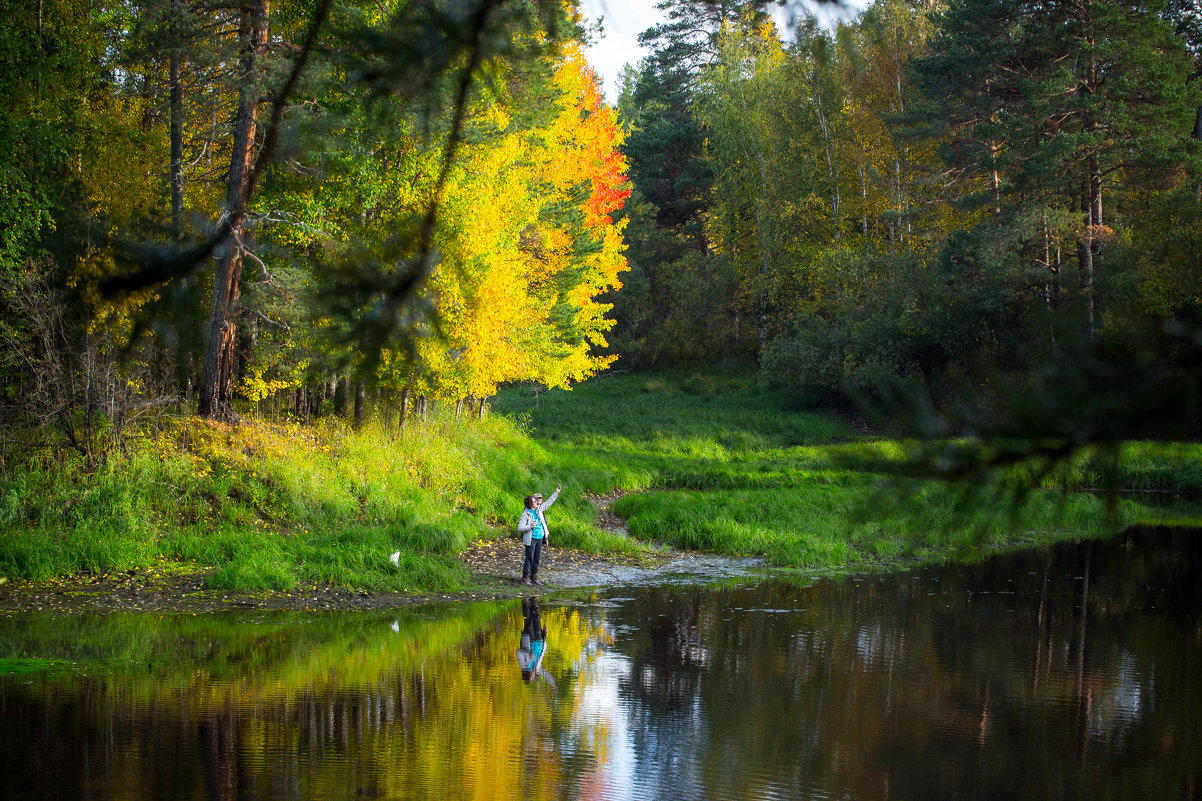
[607,0,774,366]
[1165,0,1201,142]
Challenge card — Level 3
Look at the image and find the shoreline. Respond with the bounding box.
[5,376,1200,613]
[0,538,766,616]
[0,528,1132,617]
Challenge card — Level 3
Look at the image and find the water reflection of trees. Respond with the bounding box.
[1,531,1197,800]
[599,528,1200,801]
[0,602,606,800]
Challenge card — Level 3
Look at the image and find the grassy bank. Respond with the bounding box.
[494,370,1202,567]
[0,411,635,593]
[2,368,1200,594]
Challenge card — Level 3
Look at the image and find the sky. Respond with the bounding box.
[579,0,669,101]
[580,0,869,102]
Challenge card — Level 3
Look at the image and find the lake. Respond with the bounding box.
[1,526,1198,800]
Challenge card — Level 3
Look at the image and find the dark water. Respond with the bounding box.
[1,527,1199,800]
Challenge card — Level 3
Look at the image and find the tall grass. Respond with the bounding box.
[0,409,580,590]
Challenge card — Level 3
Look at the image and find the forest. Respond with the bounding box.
[612,0,1201,416]
[1,0,629,446]
[1,0,1200,590]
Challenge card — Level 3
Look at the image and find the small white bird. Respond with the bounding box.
[389,550,400,566]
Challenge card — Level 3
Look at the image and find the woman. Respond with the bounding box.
[517,482,561,586]
[516,596,547,681]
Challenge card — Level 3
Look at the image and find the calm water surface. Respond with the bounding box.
[1,527,1199,800]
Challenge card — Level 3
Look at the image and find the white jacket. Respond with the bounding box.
[517,488,560,546]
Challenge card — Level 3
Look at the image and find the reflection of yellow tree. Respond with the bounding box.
[368,604,600,800]
[5,546,1198,801]
[1,602,608,800]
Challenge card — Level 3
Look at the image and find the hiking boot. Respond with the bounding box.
[531,574,540,586]
[521,576,533,586]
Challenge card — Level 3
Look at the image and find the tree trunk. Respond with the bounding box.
[989,141,1002,215]
[734,78,776,354]
[197,0,270,420]
[353,381,366,429]
[169,0,184,242]
[308,382,324,419]
[477,395,487,419]
[858,164,869,237]
[399,386,411,431]
[333,376,348,417]
[1081,42,1102,337]
[382,389,395,431]
[813,83,841,237]
[1077,219,1093,331]
[1194,105,1201,200]
[1042,209,1061,314]
[1082,157,1102,337]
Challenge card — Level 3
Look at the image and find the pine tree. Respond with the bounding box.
[907,0,1198,333]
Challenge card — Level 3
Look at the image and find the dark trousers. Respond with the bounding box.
[522,538,544,577]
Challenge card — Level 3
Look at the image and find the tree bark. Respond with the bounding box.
[1042,209,1061,314]
[812,81,841,236]
[1081,157,1102,337]
[308,382,324,418]
[197,0,269,420]
[382,389,395,431]
[733,75,776,354]
[169,0,184,242]
[333,376,348,417]
[989,141,1002,215]
[353,381,366,429]
[1194,105,1201,200]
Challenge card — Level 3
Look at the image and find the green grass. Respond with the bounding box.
[0,411,558,592]
[495,370,1202,569]
[0,398,658,592]
[2,368,1200,593]
[0,657,74,676]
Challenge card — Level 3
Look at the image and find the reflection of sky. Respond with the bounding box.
[546,552,1193,801]
[566,613,716,801]
[574,643,637,801]
[1088,649,1144,744]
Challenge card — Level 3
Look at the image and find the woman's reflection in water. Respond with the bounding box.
[516,596,554,687]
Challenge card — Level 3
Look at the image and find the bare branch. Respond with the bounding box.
[238,303,292,334]
[241,247,274,284]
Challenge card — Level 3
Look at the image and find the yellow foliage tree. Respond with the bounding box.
[416,43,630,402]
